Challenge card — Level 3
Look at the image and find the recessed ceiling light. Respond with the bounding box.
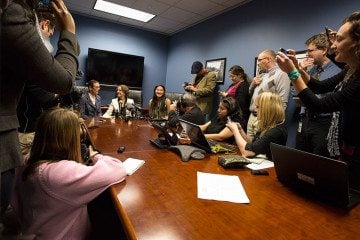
[94,0,155,22]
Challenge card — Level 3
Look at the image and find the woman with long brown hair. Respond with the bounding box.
[276,11,360,189]
[12,108,127,239]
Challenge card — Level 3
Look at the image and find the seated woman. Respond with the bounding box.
[201,97,243,143]
[219,65,251,127]
[226,92,287,159]
[148,84,171,119]
[102,84,134,118]
[11,107,127,239]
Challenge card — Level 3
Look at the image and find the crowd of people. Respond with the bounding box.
[1,0,359,238]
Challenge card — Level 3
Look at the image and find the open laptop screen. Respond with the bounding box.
[270,143,359,208]
[179,119,211,152]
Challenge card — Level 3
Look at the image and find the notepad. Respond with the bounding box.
[122,158,145,175]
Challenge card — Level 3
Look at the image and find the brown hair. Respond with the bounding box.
[344,11,360,68]
[118,84,129,97]
[229,65,250,82]
[305,33,328,50]
[23,107,82,179]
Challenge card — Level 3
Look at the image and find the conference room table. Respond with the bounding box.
[87,118,360,240]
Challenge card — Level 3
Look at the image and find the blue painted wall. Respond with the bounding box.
[66,0,357,104]
[166,0,357,92]
[69,14,169,106]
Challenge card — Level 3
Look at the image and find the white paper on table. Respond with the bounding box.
[197,172,250,204]
[245,160,274,170]
[122,158,145,175]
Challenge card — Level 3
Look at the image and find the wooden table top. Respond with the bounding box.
[88,118,360,240]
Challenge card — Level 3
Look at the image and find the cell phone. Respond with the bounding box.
[251,169,269,175]
[38,0,53,12]
[325,26,336,43]
[279,48,288,55]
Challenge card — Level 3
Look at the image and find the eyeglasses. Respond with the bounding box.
[257,57,267,62]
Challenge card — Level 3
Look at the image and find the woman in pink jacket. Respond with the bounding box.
[11,108,127,239]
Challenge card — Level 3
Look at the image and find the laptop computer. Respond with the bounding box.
[179,119,236,153]
[149,121,178,149]
[270,143,360,209]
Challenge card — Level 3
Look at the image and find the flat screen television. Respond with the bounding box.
[86,48,144,89]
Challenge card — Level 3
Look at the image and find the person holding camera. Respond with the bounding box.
[17,10,60,155]
[276,11,360,189]
[184,61,217,118]
[168,93,205,129]
[296,33,341,158]
[1,0,79,219]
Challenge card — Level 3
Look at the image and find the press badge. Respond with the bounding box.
[297,121,302,133]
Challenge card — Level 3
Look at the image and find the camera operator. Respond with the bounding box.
[167,93,205,130]
[184,61,217,119]
[17,10,59,155]
[1,0,79,222]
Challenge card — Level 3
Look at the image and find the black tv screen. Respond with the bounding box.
[87,48,144,89]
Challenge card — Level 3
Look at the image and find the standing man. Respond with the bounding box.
[1,0,79,219]
[79,80,102,119]
[17,11,59,155]
[184,61,217,119]
[296,33,341,157]
[247,50,290,140]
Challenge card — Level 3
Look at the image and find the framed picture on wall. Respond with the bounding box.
[205,58,226,84]
[253,50,307,76]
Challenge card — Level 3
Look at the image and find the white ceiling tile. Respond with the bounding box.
[175,0,219,14]
[208,0,231,4]
[223,0,248,7]
[156,0,182,5]
[146,16,180,29]
[160,7,200,23]
[63,0,253,35]
[200,4,227,17]
[118,17,146,27]
[106,0,137,7]
[132,0,171,15]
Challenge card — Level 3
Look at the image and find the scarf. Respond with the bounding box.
[327,70,353,157]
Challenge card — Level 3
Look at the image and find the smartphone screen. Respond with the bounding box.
[279,48,288,55]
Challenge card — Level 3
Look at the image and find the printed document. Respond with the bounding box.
[197,172,249,204]
[122,158,145,175]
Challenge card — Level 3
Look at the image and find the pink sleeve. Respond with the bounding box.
[38,155,127,205]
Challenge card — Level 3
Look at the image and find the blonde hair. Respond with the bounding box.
[256,92,285,136]
[23,107,82,179]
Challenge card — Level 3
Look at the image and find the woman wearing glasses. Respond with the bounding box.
[219,65,251,127]
[226,92,287,159]
[276,11,360,188]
